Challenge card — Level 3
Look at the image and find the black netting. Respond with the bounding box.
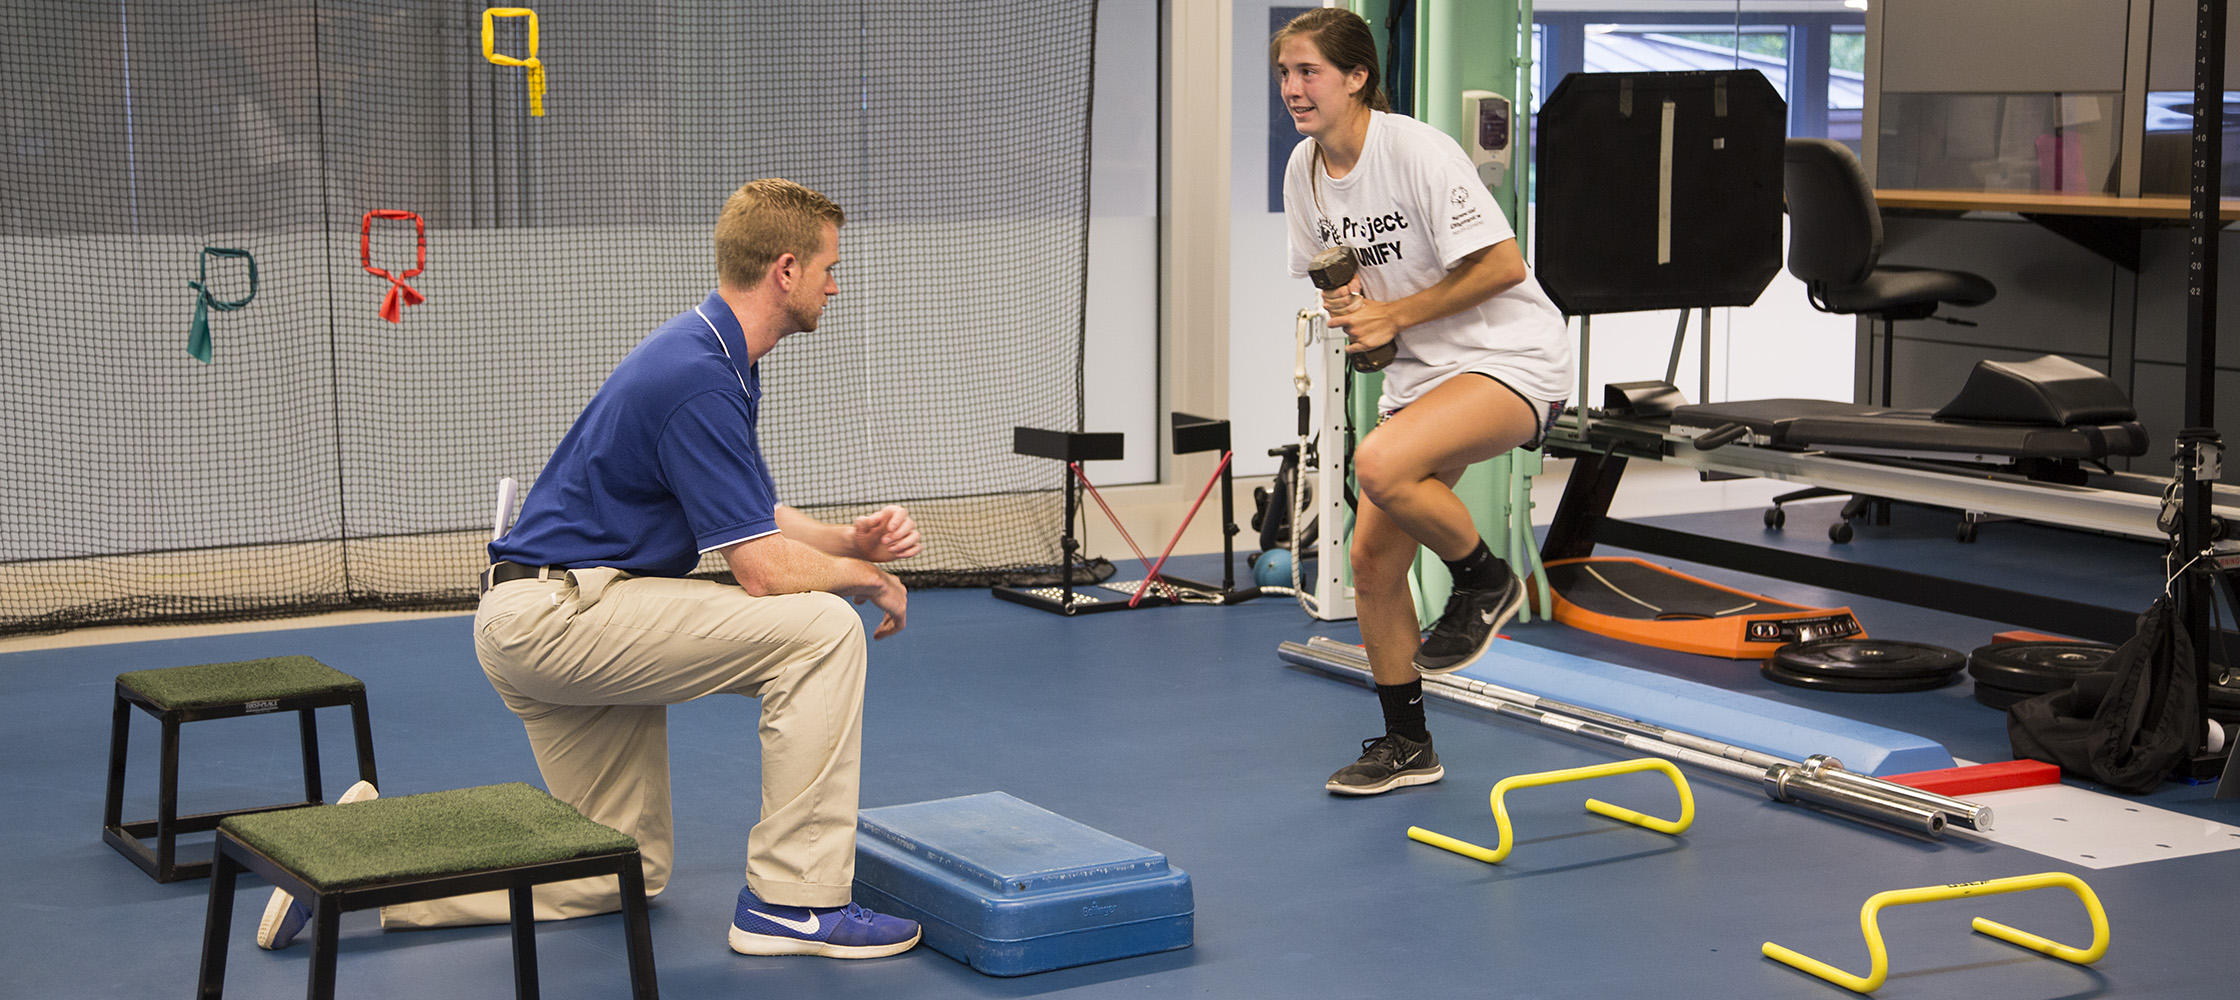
[0,1,1096,636]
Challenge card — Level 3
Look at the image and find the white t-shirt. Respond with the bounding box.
[1284,111,1574,412]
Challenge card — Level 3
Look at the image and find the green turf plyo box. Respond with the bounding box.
[851,792,1193,976]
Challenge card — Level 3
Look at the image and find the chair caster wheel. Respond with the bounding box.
[1829,521,1854,543]
[1765,507,1786,529]
[1957,521,1978,543]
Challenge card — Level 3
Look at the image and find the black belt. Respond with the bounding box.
[481,562,571,592]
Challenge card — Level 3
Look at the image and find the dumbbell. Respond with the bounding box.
[1309,245,1396,373]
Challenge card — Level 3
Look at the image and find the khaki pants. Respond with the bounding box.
[382,568,868,928]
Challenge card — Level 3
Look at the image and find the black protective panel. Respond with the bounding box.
[1536,70,1786,314]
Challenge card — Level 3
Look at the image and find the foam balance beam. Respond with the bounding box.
[852,792,1193,977]
[1453,641,1955,776]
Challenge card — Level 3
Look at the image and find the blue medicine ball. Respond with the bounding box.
[1253,548,1292,588]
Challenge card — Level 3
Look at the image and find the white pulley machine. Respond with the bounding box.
[1289,303,1359,621]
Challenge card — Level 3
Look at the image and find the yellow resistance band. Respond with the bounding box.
[482,7,545,116]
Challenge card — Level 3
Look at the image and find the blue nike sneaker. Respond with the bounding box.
[256,780,378,949]
[728,886,921,959]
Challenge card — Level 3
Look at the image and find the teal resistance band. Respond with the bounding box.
[186,247,257,364]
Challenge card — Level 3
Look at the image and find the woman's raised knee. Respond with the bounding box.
[1350,438,1422,510]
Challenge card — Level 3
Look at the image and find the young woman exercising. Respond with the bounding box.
[1273,8,1574,795]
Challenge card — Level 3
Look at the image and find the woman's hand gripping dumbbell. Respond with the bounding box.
[1309,245,1397,373]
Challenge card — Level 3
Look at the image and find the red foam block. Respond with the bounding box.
[1881,758,2060,796]
[1991,630,2077,644]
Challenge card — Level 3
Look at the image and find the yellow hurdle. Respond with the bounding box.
[1762,871,2110,993]
[1406,757,1693,864]
[481,7,548,116]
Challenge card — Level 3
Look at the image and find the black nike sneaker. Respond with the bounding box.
[1413,573,1524,674]
[1325,732,1443,795]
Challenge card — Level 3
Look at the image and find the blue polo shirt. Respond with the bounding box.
[491,290,780,577]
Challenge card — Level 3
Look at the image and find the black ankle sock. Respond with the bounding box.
[1442,539,1508,591]
[1377,680,1430,742]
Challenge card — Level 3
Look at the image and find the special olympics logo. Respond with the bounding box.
[1450,185,1470,205]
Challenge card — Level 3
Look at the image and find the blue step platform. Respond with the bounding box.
[1454,640,1956,776]
[852,792,1194,977]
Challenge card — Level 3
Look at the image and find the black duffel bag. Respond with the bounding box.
[2007,594,2206,794]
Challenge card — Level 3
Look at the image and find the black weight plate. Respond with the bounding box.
[1970,667,2240,718]
[1770,638,1966,680]
[1966,641,2118,693]
[1971,681,2040,711]
[2209,678,2240,722]
[1760,659,1960,693]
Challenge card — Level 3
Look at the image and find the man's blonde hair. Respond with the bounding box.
[713,179,846,289]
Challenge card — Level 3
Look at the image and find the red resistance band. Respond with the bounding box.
[1071,449,1234,608]
[360,210,427,322]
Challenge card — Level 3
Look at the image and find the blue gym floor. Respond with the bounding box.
[5,500,2236,999]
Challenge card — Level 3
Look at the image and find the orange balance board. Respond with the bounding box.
[1536,557,1864,659]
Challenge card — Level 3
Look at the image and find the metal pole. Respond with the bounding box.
[2183,0,2240,800]
[1576,313,1593,434]
[1764,765,1946,837]
[1060,463,1079,613]
[1279,639,1981,835]
[1305,637,1790,771]
[1794,754,1985,833]
[1663,307,1690,386]
[1298,636,1992,830]
[1219,451,1237,592]
[1699,304,1713,403]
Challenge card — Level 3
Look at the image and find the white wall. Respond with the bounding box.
[1554,216,1856,408]
[1229,0,1317,478]
[1083,0,1162,485]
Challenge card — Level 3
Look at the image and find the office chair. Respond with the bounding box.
[1772,137,1997,542]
